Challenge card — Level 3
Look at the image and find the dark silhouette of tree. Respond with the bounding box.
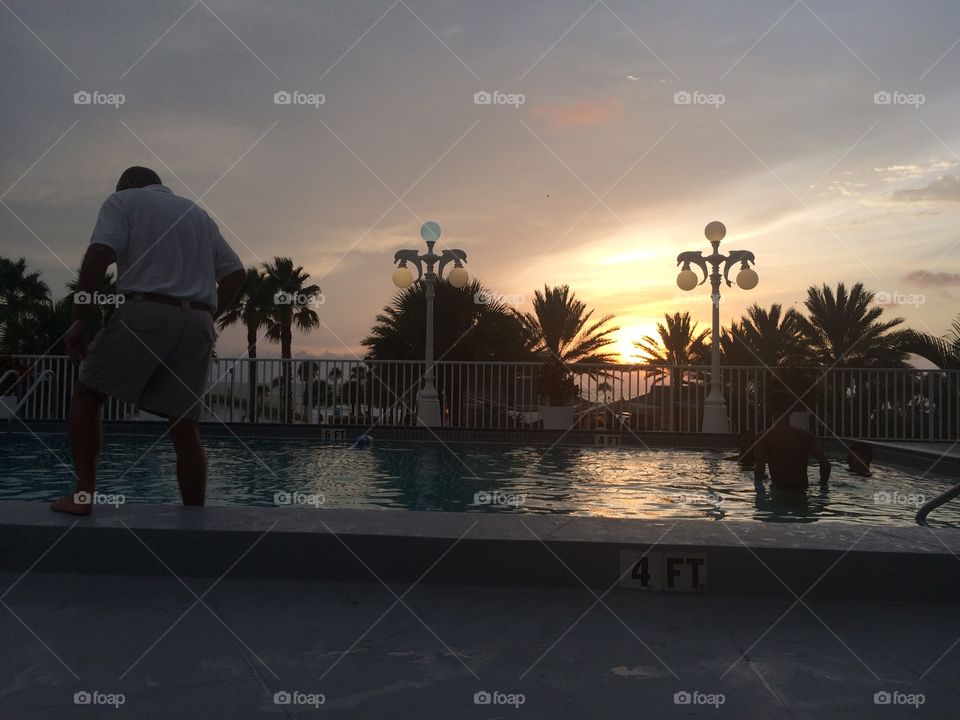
[904,314,960,369]
[635,311,708,428]
[797,282,908,367]
[0,257,50,331]
[260,257,321,423]
[362,279,529,361]
[217,268,272,421]
[723,303,804,367]
[518,285,618,405]
[636,311,708,367]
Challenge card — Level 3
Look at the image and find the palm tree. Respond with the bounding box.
[797,282,908,367]
[518,285,618,405]
[363,279,529,361]
[0,257,51,348]
[520,285,619,363]
[0,257,50,326]
[260,257,321,422]
[797,282,909,436]
[635,311,709,368]
[1,298,71,355]
[363,279,531,424]
[635,312,709,430]
[217,268,271,421]
[716,304,805,429]
[902,315,960,438]
[2,266,115,356]
[904,314,960,369]
[724,303,804,367]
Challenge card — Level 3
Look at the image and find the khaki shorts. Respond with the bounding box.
[79,299,215,421]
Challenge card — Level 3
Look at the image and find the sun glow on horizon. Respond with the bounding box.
[613,322,659,364]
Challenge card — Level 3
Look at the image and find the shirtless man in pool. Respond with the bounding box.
[754,411,831,491]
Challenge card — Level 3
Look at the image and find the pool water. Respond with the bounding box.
[1,434,955,526]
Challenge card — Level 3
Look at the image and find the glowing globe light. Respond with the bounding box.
[676,269,699,291]
[704,221,726,242]
[447,266,468,288]
[736,267,759,290]
[392,266,414,289]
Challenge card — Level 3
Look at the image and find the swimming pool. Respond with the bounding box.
[1,433,955,526]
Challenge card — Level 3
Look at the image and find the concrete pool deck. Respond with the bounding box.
[2,502,959,601]
[2,503,959,717]
[1,571,957,718]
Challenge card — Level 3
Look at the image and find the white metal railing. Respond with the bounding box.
[3,355,958,440]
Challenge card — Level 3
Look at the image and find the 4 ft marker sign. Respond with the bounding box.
[618,550,707,591]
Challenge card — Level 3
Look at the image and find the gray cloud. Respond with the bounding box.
[891,175,960,204]
[902,270,960,286]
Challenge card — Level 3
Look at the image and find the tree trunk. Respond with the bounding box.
[282,324,293,424]
[246,322,258,423]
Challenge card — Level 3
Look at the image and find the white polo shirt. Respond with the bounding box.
[89,185,244,310]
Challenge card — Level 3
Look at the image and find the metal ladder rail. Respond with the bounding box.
[0,370,19,393]
[2,370,55,421]
[916,481,960,526]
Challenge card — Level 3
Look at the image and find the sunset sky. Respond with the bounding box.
[3,0,959,361]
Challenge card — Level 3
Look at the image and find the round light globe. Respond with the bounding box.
[447,266,469,288]
[676,269,699,291]
[736,267,759,290]
[420,221,441,243]
[392,266,414,289]
[704,221,726,243]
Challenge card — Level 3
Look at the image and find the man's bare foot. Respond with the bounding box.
[50,493,93,516]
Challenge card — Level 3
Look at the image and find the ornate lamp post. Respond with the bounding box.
[392,221,469,426]
[676,221,758,433]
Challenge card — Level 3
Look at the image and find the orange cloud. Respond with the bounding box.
[528,98,623,128]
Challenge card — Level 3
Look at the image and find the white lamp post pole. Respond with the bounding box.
[422,264,439,425]
[676,221,759,434]
[392,221,469,427]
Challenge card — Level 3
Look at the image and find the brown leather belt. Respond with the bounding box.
[125,292,214,316]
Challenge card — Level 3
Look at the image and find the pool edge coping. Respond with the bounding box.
[2,502,959,601]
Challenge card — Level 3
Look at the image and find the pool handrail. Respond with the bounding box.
[1,370,55,422]
[916,481,960,526]
[0,370,19,394]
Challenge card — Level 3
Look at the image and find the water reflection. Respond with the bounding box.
[1,435,956,527]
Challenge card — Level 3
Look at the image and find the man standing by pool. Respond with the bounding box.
[754,402,831,491]
[51,166,246,515]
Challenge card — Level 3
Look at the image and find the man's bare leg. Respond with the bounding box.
[51,383,105,515]
[169,419,206,505]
